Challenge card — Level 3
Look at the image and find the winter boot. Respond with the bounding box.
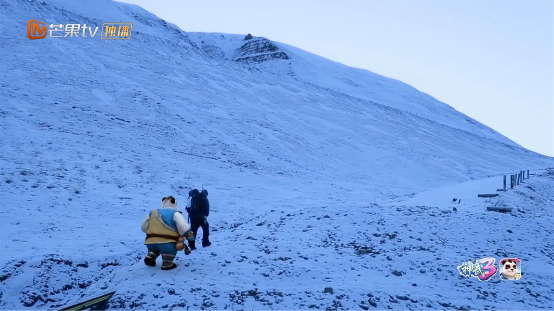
[144,250,160,266]
[189,240,196,250]
[202,240,211,247]
[161,254,177,270]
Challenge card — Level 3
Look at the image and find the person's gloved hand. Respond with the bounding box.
[183,229,196,250]
[184,244,191,255]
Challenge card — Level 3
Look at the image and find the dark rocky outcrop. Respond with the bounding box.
[234,37,290,63]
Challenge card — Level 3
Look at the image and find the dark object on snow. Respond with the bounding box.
[478,194,499,198]
[453,207,457,212]
[487,206,512,212]
[452,198,457,203]
[58,291,115,311]
[245,33,253,40]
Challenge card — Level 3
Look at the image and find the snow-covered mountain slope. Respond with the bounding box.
[1,0,551,194]
[188,32,520,147]
[1,0,553,309]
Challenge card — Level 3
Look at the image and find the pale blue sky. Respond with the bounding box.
[121,0,553,157]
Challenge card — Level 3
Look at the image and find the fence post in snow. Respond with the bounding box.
[503,175,506,191]
[527,170,529,179]
[511,175,514,188]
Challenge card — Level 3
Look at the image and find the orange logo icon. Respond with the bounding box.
[27,20,47,40]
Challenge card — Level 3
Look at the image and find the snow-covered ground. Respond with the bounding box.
[1,0,553,309]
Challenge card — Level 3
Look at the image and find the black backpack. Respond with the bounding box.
[189,189,207,216]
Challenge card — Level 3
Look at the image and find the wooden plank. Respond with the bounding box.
[58,291,116,311]
[487,206,512,212]
[478,194,499,198]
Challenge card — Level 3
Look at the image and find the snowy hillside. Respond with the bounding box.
[1,0,553,309]
[188,32,519,146]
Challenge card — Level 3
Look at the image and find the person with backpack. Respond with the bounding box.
[185,189,211,249]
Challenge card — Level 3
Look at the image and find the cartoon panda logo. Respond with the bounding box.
[499,258,521,280]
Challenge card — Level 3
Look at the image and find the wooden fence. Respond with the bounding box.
[498,167,553,191]
[485,167,552,212]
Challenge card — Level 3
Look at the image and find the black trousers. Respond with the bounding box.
[190,218,210,243]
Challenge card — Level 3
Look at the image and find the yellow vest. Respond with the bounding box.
[144,209,180,244]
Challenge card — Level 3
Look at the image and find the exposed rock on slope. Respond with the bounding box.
[234,37,290,63]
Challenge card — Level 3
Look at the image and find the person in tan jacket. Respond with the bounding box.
[140,196,195,270]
